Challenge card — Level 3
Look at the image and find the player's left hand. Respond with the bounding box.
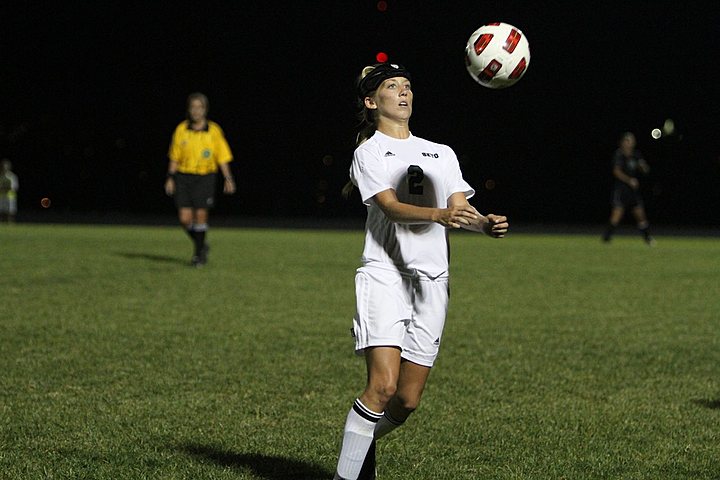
[483,214,508,238]
[223,177,236,194]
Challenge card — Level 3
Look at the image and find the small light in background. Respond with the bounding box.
[662,118,675,136]
[651,128,662,140]
[41,197,51,208]
[376,51,388,63]
[377,1,388,12]
[484,179,496,190]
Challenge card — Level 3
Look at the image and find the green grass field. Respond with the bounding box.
[1,224,719,479]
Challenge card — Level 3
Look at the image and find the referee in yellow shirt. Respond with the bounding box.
[165,92,235,266]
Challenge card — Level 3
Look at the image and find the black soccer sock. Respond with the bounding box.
[603,224,615,241]
[639,225,651,241]
[193,223,208,256]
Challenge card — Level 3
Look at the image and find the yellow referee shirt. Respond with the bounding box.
[168,121,233,175]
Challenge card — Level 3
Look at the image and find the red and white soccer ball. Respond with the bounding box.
[465,22,531,89]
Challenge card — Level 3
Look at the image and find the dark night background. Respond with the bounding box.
[2,1,719,228]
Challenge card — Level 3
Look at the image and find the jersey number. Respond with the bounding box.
[407,165,424,195]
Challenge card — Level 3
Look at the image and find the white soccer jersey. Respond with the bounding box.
[350,130,475,278]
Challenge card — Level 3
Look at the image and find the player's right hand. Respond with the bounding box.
[435,205,478,228]
[164,178,175,196]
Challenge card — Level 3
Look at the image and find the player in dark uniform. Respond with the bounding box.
[602,132,654,245]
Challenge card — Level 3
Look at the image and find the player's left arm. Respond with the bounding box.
[218,161,235,194]
[214,126,235,194]
[447,192,508,238]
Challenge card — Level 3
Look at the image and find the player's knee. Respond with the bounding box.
[366,381,398,406]
[395,392,422,413]
[178,215,192,227]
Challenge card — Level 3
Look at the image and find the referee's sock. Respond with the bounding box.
[192,223,208,256]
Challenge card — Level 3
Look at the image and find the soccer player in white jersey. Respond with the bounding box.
[333,63,509,480]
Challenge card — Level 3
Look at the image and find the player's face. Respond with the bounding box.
[188,99,207,123]
[366,76,413,121]
[620,135,636,154]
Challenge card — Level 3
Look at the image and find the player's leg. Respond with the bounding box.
[376,273,445,438]
[336,267,411,479]
[8,197,16,223]
[335,347,401,480]
[174,174,200,263]
[603,206,624,242]
[189,174,216,265]
[631,205,654,245]
[374,358,431,440]
[192,208,210,264]
[178,207,194,247]
[0,198,9,223]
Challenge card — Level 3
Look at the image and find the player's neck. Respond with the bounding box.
[376,119,410,140]
[191,120,208,131]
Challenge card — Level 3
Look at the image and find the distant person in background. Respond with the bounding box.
[602,131,654,245]
[165,92,235,266]
[0,159,19,223]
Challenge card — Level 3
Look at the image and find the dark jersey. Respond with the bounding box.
[612,148,644,188]
[610,148,645,208]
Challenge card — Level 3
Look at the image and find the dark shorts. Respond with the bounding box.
[611,184,643,209]
[174,173,217,209]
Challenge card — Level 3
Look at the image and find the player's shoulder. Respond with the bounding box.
[354,132,383,156]
[207,120,225,134]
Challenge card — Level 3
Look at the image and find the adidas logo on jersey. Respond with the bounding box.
[384,151,395,157]
[434,338,441,346]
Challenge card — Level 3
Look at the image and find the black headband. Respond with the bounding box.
[357,63,412,99]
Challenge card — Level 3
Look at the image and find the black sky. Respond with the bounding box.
[3,1,719,226]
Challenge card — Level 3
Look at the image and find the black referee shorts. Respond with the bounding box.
[174,173,217,209]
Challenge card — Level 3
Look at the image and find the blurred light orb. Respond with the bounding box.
[41,197,51,208]
[651,128,662,139]
[377,1,388,12]
[662,118,675,136]
[376,51,388,63]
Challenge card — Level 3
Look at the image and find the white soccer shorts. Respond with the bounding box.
[0,197,16,215]
[352,265,449,367]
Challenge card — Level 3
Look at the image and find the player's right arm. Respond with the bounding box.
[612,165,638,189]
[165,126,182,196]
[372,189,477,228]
[165,159,178,196]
